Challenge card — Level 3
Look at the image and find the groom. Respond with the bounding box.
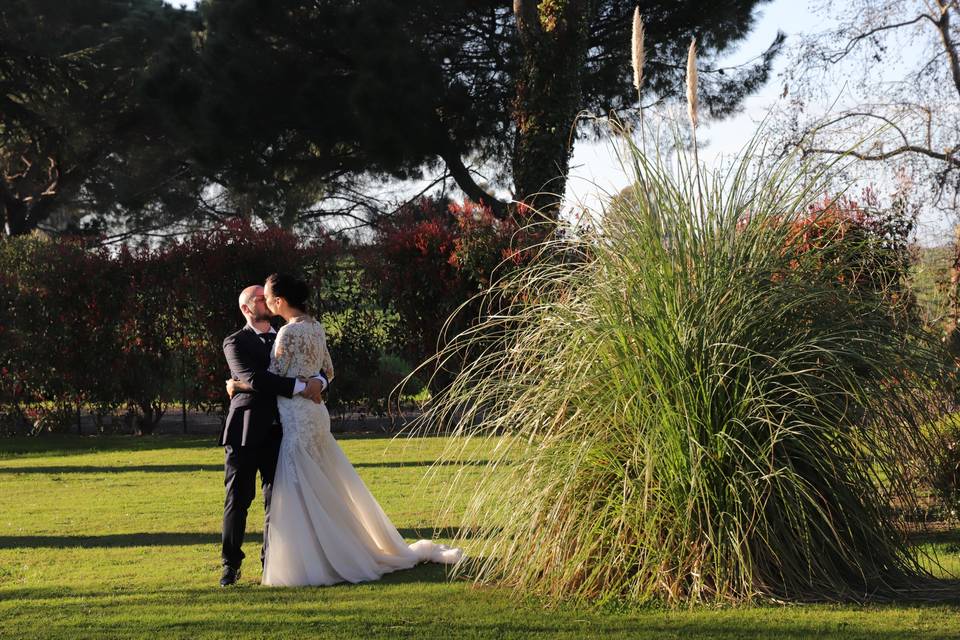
[219,284,327,587]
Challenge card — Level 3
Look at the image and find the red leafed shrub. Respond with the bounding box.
[0,236,126,432]
[779,189,915,305]
[363,197,529,374]
[448,199,526,286]
[0,203,534,432]
[363,198,465,368]
[0,221,352,433]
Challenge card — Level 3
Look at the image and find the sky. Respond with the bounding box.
[567,0,816,197]
[567,0,952,243]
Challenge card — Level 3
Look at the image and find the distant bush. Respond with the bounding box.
[0,221,417,432]
[788,190,916,314]
[363,197,529,391]
[930,416,960,517]
[0,236,125,433]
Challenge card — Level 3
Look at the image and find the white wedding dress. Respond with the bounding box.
[261,315,461,587]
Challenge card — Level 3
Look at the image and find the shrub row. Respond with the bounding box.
[0,198,520,434]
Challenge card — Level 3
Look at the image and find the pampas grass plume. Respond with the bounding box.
[686,37,698,129]
[632,7,645,92]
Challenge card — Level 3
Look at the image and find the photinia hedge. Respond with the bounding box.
[0,201,529,434]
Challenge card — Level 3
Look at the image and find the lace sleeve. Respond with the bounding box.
[320,325,335,382]
[268,326,294,377]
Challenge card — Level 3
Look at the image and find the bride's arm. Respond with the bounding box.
[269,326,295,377]
[320,326,335,382]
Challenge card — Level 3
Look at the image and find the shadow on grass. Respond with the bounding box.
[395,526,488,540]
[0,433,461,461]
[909,528,960,548]
[3,584,960,639]
[0,435,215,459]
[356,459,494,468]
[0,460,493,474]
[0,464,220,474]
[0,526,485,549]
[0,532,222,548]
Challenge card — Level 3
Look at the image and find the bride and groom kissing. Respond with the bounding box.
[219,272,460,587]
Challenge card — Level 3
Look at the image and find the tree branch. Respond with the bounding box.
[371,171,455,225]
[801,143,960,167]
[935,2,960,101]
[821,13,936,64]
[812,111,912,146]
[436,139,508,218]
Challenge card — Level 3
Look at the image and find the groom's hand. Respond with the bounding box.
[225,378,253,398]
[300,378,326,404]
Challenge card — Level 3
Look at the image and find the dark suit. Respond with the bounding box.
[220,325,296,570]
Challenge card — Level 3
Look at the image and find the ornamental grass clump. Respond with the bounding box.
[420,132,955,606]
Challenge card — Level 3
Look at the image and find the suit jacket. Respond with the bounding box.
[221,325,296,447]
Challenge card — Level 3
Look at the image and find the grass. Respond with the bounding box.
[910,244,953,330]
[0,434,959,638]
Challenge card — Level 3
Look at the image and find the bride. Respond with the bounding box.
[231,272,461,587]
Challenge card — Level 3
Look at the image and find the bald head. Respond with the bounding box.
[238,284,270,325]
[239,285,261,310]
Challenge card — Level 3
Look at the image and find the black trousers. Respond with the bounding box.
[221,433,282,569]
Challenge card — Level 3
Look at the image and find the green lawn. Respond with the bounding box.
[1,434,959,639]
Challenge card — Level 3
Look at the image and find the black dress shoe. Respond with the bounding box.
[220,565,241,587]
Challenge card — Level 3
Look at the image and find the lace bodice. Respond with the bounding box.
[268,316,335,382]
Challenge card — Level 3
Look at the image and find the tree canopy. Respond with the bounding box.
[159,0,782,222]
[0,0,202,239]
[2,1,782,236]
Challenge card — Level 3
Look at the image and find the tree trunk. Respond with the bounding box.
[947,224,960,359]
[935,3,960,101]
[511,0,591,220]
[1,186,30,237]
[134,400,165,436]
[437,138,509,219]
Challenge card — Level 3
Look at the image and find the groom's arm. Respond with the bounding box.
[222,334,296,399]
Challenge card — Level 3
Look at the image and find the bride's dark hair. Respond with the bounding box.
[266,273,310,312]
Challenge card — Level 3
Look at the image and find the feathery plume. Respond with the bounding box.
[686,37,698,129]
[631,7,645,93]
